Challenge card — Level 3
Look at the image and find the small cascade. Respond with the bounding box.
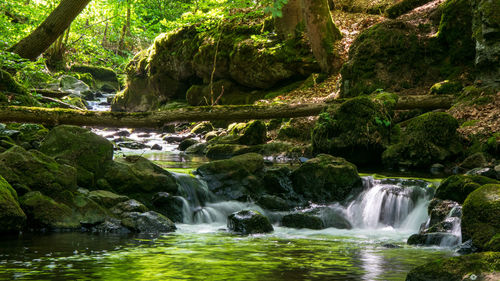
[438,205,462,247]
[346,177,432,230]
[173,173,266,224]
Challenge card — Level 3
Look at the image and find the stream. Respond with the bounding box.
[0,94,460,280]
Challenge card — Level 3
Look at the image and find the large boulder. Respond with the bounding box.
[0,145,77,198]
[103,156,178,201]
[112,17,317,112]
[382,112,463,169]
[461,184,500,251]
[19,191,109,230]
[40,125,114,187]
[291,154,362,203]
[195,153,265,201]
[405,252,500,281]
[0,176,26,233]
[340,0,474,97]
[471,0,500,88]
[435,175,499,203]
[312,96,396,165]
[227,210,273,234]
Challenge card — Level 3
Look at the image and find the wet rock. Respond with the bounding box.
[185,143,208,155]
[227,210,273,234]
[114,130,131,137]
[430,163,446,175]
[151,144,162,150]
[405,252,500,281]
[204,143,257,159]
[456,239,478,254]
[257,195,291,211]
[117,141,150,150]
[0,176,26,233]
[178,138,199,151]
[462,184,500,251]
[91,218,130,233]
[465,167,498,179]
[435,175,498,204]
[88,190,129,208]
[291,154,362,203]
[121,211,176,233]
[407,233,460,246]
[151,192,184,222]
[281,213,325,230]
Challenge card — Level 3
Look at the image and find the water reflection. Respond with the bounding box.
[0,227,454,281]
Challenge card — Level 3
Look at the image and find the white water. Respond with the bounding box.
[174,175,436,243]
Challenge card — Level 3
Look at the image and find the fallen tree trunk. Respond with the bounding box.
[32,89,69,99]
[0,95,454,128]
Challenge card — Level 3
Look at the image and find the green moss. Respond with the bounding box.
[71,65,118,82]
[0,69,38,106]
[462,184,500,251]
[382,112,463,168]
[19,191,77,229]
[429,80,463,95]
[435,175,499,203]
[406,252,500,281]
[385,0,432,19]
[0,175,26,233]
[291,154,361,202]
[312,96,395,165]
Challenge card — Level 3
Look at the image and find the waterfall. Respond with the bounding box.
[346,177,432,231]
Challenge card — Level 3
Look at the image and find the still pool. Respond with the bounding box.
[0,224,455,281]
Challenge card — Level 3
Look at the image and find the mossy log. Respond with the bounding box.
[32,89,69,99]
[0,95,453,128]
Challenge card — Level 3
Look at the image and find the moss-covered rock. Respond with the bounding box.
[435,175,499,203]
[204,143,258,159]
[291,154,362,202]
[405,252,500,281]
[0,175,26,233]
[382,112,463,169]
[227,210,273,234]
[88,190,129,208]
[196,153,264,201]
[0,145,77,198]
[462,184,500,251]
[1,123,49,150]
[70,64,120,91]
[429,80,463,95]
[112,16,316,111]
[190,121,214,135]
[471,0,500,88]
[103,156,178,201]
[460,152,488,169]
[341,0,474,98]
[385,0,433,19]
[0,69,39,106]
[40,125,114,187]
[312,96,395,165]
[238,120,267,146]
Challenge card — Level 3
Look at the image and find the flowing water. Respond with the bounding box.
[0,97,460,280]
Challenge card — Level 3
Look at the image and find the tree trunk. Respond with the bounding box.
[8,0,92,60]
[301,0,342,73]
[118,1,131,51]
[274,0,304,40]
[0,95,454,128]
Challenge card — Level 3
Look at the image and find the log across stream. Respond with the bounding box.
[0,95,454,128]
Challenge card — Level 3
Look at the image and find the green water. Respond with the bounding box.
[0,224,454,281]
